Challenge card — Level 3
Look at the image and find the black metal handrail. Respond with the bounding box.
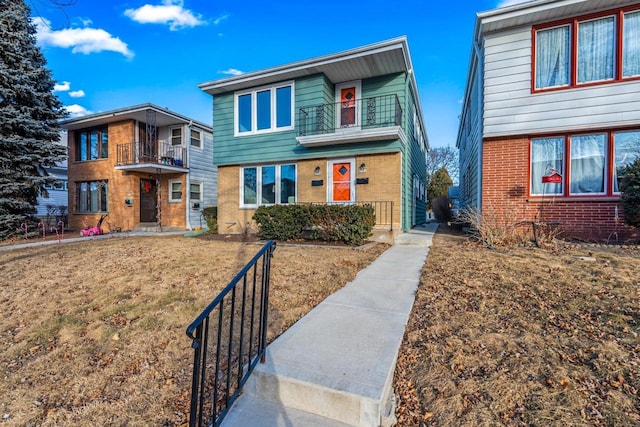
[116,142,187,167]
[186,240,276,427]
[298,94,402,137]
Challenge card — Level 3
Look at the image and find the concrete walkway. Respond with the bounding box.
[221,222,438,427]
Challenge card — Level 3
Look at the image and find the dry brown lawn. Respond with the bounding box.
[395,227,640,426]
[0,235,387,426]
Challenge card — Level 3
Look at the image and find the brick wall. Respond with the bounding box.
[67,120,188,232]
[482,138,639,242]
[216,152,403,234]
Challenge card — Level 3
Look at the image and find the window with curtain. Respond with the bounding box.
[623,11,640,77]
[531,137,564,195]
[241,164,296,207]
[577,17,615,83]
[570,134,606,194]
[535,26,570,89]
[613,131,640,192]
[533,7,640,90]
[190,182,202,201]
[76,180,108,212]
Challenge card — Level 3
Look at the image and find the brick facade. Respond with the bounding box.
[217,152,403,234]
[482,138,639,242]
[67,119,189,232]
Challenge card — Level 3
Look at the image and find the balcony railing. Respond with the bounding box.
[297,94,402,137]
[116,142,187,168]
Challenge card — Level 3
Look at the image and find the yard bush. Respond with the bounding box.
[202,206,218,233]
[619,158,640,229]
[253,205,310,241]
[253,204,375,245]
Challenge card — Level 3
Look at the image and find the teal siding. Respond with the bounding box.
[213,73,406,166]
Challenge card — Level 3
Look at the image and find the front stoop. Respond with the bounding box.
[221,223,437,427]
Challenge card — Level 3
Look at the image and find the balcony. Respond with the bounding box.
[296,94,405,147]
[116,142,187,173]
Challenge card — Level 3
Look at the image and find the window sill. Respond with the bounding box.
[526,196,620,203]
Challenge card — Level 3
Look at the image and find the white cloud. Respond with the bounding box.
[53,81,71,92]
[65,104,93,118]
[213,14,229,25]
[34,17,134,58]
[69,90,86,98]
[124,0,205,31]
[497,0,530,7]
[219,68,244,76]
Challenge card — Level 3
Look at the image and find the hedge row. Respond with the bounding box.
[252,204,376,245]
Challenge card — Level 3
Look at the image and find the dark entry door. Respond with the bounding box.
[140,179,157,222]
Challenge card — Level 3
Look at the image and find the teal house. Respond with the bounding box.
[199,37,429,238]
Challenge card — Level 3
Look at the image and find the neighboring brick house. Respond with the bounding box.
[61,104,216,233]
[199,37,428,237]
[457,0,640,242]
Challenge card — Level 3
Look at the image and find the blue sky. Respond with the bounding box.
[31,0,527,148]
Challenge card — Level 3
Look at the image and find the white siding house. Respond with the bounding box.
[457,0,640,242]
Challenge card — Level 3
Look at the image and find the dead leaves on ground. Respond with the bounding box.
[395,230,640,426]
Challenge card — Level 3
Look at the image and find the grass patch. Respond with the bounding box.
[0,235,387,426]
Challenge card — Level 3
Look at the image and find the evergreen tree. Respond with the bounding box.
[619,158,640,229]
[0,0,67,240]
[427,167,453,210]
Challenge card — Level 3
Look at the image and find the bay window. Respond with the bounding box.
[235,82,294,135]
[530,130,639,197]
[241,164,296,207]
[534,6,640,90]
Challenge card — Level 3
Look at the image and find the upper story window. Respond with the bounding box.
[235,82,294,136]
[171,127,182,146]
[190,129,202,149]
[75,127,108,161]
[533,6,640,91]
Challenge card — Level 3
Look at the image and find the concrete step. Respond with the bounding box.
[132,225,184,233]
[221,394,353,427]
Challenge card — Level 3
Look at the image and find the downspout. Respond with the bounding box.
[474,27,484,211]
[185,123,192,231]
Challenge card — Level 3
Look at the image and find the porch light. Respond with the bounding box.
[359,163,367,173]
[314,166,321,176]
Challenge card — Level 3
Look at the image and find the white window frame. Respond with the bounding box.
[190,128,203,149]
[335,81,361,130]
[327,158,356,204]
[234,81,295,137]
[170,126,183,146]
[169,179,182,203]
[239,164,297,208]
[190,181,203,202]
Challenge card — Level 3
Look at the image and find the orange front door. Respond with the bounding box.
[332,162,351,202]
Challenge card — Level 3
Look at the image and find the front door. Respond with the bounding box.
[335,81,361,129]
[330,160,354,203]
[140,179,157,222]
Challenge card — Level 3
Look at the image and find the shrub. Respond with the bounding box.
[457,203,528,248]
[308,204,375,245]
[619,158,640,229]
[253,205,309,241]
[431,197,451,222]
[252,204,375,245]
[202,206,218,233]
